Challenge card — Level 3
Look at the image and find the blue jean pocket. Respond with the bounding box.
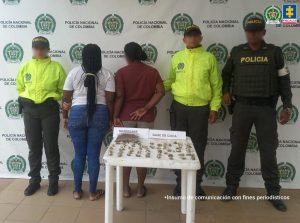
[68,106,87,128]
[90,105,109,130]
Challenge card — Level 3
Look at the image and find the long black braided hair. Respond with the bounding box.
[81,44,102,120]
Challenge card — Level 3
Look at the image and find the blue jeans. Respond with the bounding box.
[68,104,109,193]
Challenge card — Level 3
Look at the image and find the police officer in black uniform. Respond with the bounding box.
[221,17,292,212]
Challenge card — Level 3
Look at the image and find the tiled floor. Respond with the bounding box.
[0,179,299,223]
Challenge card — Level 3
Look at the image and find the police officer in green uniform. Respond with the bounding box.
[221,17,292,212]
[16,37,66,196]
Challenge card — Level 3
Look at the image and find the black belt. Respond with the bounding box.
[18,97,57,114]
[236,97,275,107]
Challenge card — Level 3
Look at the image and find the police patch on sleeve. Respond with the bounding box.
[278,66,289,77]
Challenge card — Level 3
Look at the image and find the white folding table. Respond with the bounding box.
[103,128,200,223]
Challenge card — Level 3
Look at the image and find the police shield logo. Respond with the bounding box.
[104,130,113,147]
[246,132,259,153]
[69,43,85,64]
[7,155,26,174]
[243,12,264,30]
[141,43,158,64]
[264,5,282,24]
[5,100,22,119]
[2,0,20,5]
[217,104,227,122]
[207,43,228,65]
[171,13,193,35]
[278,162,296,182]
[204,160,225,180]
[102,14,124,35]
[3,43,23,63]
[70,0,88,5]
[25,73,31,82]
[281,43,300,65]
[35,14,56,34]
[276,105,299,124]
[177,62,184,70]
[138,0,157,5]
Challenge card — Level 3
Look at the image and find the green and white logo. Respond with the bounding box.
[102,14,124,35]
[3,43,23,63]
[25,73,31,82]
[35,13,56,34]
[217,104,227,122]
[246,132,259,153]
[2,0,20,5]
[207,43,228,65]
[281,43,300,65]
[69,43,85,64]
[5,100,22,119]
[276,105,299,124]
[70,0,88,5]
[278,162,296,182]
[264,5,282,24]
[141,43,158,64]
[7,155,26,174]
[138,0,157,5]
[146,168,157,177]
[204,160,225,180]
[171,13,193,35]
[104,130,113,147]
[243,12,264,30]
[177,62,184,70]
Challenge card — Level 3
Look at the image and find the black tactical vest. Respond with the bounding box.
[232,43,279,98]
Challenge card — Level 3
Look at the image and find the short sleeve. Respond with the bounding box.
[154,68,163,84]
[115,70,124,93]
[63,71,74,91]
[105,72,115,92]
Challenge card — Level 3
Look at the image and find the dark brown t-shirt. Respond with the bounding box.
[115,62,163,122]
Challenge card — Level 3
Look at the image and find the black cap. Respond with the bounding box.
[184,24,202,36]
[32,36,50,49]
[244,17,265,31]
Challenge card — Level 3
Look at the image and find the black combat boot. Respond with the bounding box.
[220,186,237,202]
[47,182,59,196]
[267,193,287,212]
[24,183,40,196]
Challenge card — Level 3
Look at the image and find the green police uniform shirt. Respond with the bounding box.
[16,57,66,104]
[164,46,223,111]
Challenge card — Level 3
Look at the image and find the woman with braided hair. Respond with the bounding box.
[62,44,115,200]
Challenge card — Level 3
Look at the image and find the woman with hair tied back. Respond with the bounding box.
[62,44,115,200]
[114,42,165,198]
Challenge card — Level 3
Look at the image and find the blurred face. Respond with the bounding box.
[32,47,49,59]
[183,33,202,48]
[245,30,266,45]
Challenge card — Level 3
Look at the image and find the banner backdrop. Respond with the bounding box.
[0,0,299,189]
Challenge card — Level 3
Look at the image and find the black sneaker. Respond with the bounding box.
[220,186,237,202]
[24,183,40,196]
[47,182,58,196]
[268,198,287,212]
[196,187,207,201]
